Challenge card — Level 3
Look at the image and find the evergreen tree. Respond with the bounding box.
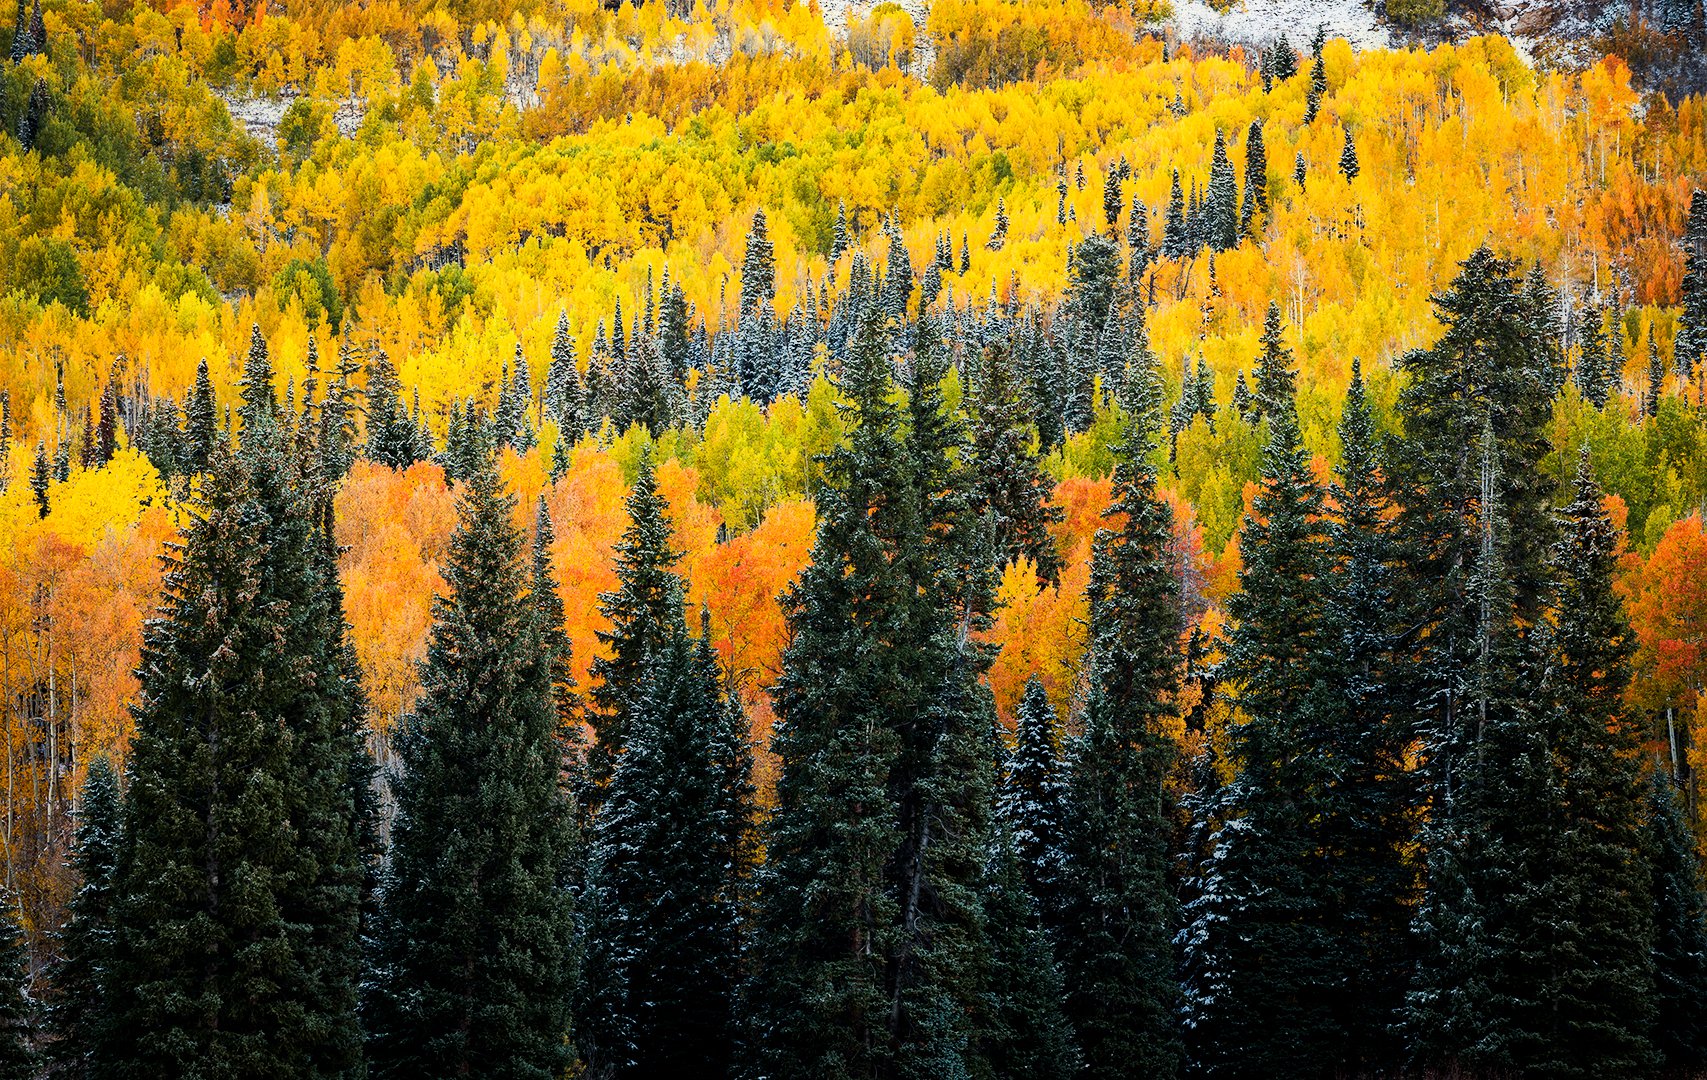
[48,757,122,1080]
[106,410,371,1079]
[830,200,850,263]
[1339,126,1360,182]
[1180,374,1341,1078]
[1251,301,1295,421]
[1240,120,1268,236]
[982,810,1080,1080]
[364,346,418,469]
[1206,130,1240,252]
[1304,53,1326,123]
[740,208,776,315]
[1647,771,1707,1076]
[1103,167,1122,232]
[1677,189,1707,383]
[989,198,1009,251]
[0,898,34,1080]
[1057,356,1183,1080]
[581,614,753,1078]
[1162,169,1189,260]
[29,441,48,518]
[1648,332,1668,417]
[365,455,578,1079]
[184,358,218,470]
[970,347,1064,583]
[585,451,686,795]
[1577,300,1613,407]
[1294,151,1307,188]
[1001,677,1070,925]
[1271,35,1298,81]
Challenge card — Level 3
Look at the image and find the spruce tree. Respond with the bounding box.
[586,451,686,794]
[364,346,418,469]
[1251,301,1296,421]
[1240,120,1268,236]
[185,358,218,470]
[1647,771,1707,1075]
[1577,300,1613,407]
[970,346,1065,583]
[1294,151,1307,188]
[1677,189,1707,383]
[740,207,776,316]
[106,410,370,1078]
[29,442,48,518]
[1339,126,1360,182]
[1179,387,1339,1078]
[1648,332,1668,417]
[1206,130,1240,252]
[365,455,577,1079]
[1305,53,1326,123]
[1103,167,1122,232]
[1001,677,1070,926]
[47,757,122,1080]
[983,810,1080,1080]
[1057,354,1183,1080]
[1162,169,1189,260]
[0,898,34,1080]
[581,614,753,1078]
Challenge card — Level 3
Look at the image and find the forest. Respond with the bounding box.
[2,0,1707,1075]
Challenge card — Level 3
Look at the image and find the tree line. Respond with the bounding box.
[0,239,1697,1080]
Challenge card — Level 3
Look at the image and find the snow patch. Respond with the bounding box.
[1168,0,1394,50]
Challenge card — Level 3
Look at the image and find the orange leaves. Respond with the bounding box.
[1624,513,1707,716]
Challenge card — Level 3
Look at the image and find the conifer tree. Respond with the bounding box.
[1180,378,1340,1078]
[1272,35,1298,80]
[740,207,776,315]
[581,613,753,1078]
[365,455,578,1079]
[364,346,419,469]
[1647,771,1707,1075]
[989,197,1009,251]
[0,898,34,1080]
[971,347,1065,583]
[1251,301,1296,421]
[1647,332,1668,417]
[1103,168,1122,232]
[1677,189,1707,382]
[1577,300,1613,406]
[29,442,47,518]
[47,757,121,1080]
[1339,126,1360,181]
[983,810,1080,1080]
[1294,151,1307,188]
[831,200,850,263]
[1057,354,1183,1080]
[184,358,218,470]
[1240,121,1268,236]
[586,451,686,795]
[1206,130,1240,252]
[106,407,371,1078]
[1305,53,1326,123]
[1002,677,1070,925]
[1162,169,1189,259]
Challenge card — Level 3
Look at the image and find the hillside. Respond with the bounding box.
[1,0,1707,1075]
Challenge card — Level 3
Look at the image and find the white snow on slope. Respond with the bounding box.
[1168,0,1394,50]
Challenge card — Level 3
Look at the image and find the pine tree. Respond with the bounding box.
[740,207,776,315]
[365,455,578,1079]
[1241,121,1268,236]
[1294,151,1307,188]
[29,441,48,518]
[184,358,218,470]
[1057,357,1184,1080]
[47,757,122,1080]
[1271,35,1298,81]
[1577,300,1613,406]
[1339,126,1360,181]
[830,200,850,263]
[1103,167,1122,232]
[970,347,1065,583]
[587,451,685,794]
[581,613,753,1078]
[0,898,34,1080]
[989,197,1009,251]
[1647,771,1707,1075]
[7,0,28,61]
[1206,130,1240,252]
[983,810,1080,1080]
[106,410,371,1078]
[960,233,971,274]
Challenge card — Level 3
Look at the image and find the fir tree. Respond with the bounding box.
[1002,677,1070,925]
[1057,356,1184,1080]
[29,441,48,518]
[1271,35,1298,81]
[106,411,371,1078]
[983,810,1080,1080]
[1103,167,1123,232]
[1206,130,1240,252]
[1339,125,1360,182]
[1251,301,1295,421]
[587,451,686,794]
[365,455,578,1079]
[1647,771,1707,1075]
[1305,53,1326,123]
[1162,169,1189,260]
[1577,300,1613,407]
[970,347,1065,583]
[0,898,34,1080]
[364,346,418,469]
[740,207,776,315]
[581,613,753,1078]
[47,757,122,1080]
[1677,190,1707,383]
[989,197,1009,251]
[830,200,850,263]
[1240,120,1268,236]
[1294,151,1307,189]
[1648,332,1668,417]
[184,358,218,470]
